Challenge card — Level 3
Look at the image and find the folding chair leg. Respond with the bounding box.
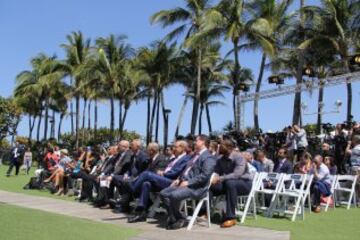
[187,199,205,231]
[240,194,252,224]
[291,197,302,222]
[347,192,354,210]
[206,197,211,228]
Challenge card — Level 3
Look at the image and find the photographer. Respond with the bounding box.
[291,124,308,161]
[346,134,360,173]
[334,124,348,174]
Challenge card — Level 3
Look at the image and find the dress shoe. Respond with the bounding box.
[221,219,237,228]
[128,212,147,223]
[312,206,321,213]
[99,204,111,210]
[167,219,186,230]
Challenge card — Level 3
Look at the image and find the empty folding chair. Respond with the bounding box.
[333,175,358,209]
[185,173,216,231]
[253,172,284,216]
[269,174,307,221]
[235,172,261,223]
[320,175,336,212]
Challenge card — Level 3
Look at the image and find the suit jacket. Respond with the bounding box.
[251,160,262,172]
[274,159,293,174]
[182,149,216,191]
[113,150,133,175]
[100,155,117,176]
[164,154,191,180]
[129,150,150,178]
[148,154,169,173]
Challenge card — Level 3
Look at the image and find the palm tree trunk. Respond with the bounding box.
[51,110,56,139]
[155,92,161,142]
[119,100,123,139]
[316,80,324,134]
[88,100,91,130]
[149,91,157,142]
[94,98,98,136]
[293,50,304,126]
[254,53,267,130]
[233,40,241,131]
[232,91,236,129]
[75,95,80,148]
[58,113,64,141]
[70,77,74,135]
[146,94,151,145]
[110,96,115,138]
[191,49,202,134]
[198,104,204,135]
[28,115,32,142]
[205,104,212,134]
[174,93,189,138]
[43,99,49,140]
[37,111,42,142]
[190,97,198,135]
[160,92,167,148]
[82,98,87,130]
[342,58,352,122]
[121,107,129,135]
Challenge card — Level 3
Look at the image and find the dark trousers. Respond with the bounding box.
[97,182,115,203]
[71,171,97,199]
[132,171,173,209]
[6,158,20,176]
[211,179,252,220]
[161,186,205,223]
[311,180,331,207]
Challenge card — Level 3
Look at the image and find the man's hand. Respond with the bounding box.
[211,175,220,185]
[123,174,129,181]
[157,170,164,176]
[171,179,180,187]
[179,181,189,188]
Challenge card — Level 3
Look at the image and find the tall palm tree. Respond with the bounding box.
[61,31,91,147]
[299,0,360,122]
[151,0,213,134]
[94,34,134,139]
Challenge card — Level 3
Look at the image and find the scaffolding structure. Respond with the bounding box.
[239,71,360,129]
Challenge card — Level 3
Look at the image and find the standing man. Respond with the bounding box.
[160,135,216,230]
[6,142,22,177]
[292,124,308,161]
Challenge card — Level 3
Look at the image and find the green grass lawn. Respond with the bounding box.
[1,164,360,240]
[0,164,76,201]
[242,205,360,240]
[0,203,138,240]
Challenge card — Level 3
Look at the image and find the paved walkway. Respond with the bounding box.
[0,190,289,240]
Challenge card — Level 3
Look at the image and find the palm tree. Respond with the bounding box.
[151,0,213,134]
[94,34,134,139]
[247,0,293,130]
[299,0,360,122]
[61,31,91,147]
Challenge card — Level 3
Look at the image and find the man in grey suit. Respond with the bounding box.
[255,150,274,173]
[160,135,216,230]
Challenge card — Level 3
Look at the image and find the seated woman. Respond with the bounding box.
[295,152,312,174]
[324,156,337,175]
[309,155,331,213]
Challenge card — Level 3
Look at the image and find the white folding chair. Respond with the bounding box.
[235,172,261,223]
[185,173,216,231]
[253,172,284,216]
[269,174,308,221]
[302,174,314,213]
[320,175,336,212]
[147,192,166,218]
[333,175,358,209]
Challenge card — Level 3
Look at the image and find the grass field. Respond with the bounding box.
[0,204,138,240]
[0,165,76,201]
[1,164,360,240]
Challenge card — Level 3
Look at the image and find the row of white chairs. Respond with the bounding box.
[184,172,358,230]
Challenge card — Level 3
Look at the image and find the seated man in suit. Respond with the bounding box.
[127,140,191,223]
[93,140,132,208]
[211,139,252,228]
[112,139,149,212]
[274,148,293,174]
[254,150,274,173]
[160,135,216,230]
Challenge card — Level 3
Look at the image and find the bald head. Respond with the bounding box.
[118,140,130,153]
[147,142,160,158]
[314,154,323,167]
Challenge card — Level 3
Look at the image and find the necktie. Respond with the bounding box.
[164,157,177,173]
[183,154,200,176]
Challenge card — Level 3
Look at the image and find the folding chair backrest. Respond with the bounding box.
[257,172,283,191]
[278,174,307,193]
[335,175,358,189]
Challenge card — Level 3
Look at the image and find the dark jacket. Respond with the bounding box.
[164,154,191,180]
[182,149,216,190]
[129,150,150,178]
[274,159,293,174]
[215,152,251,181]
[148,154,169,172]
[113,150,133,175]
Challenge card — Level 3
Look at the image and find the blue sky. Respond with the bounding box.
[0,0,359,142]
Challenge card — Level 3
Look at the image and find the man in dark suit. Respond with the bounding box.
[112,139,149,212]
[128,140,191,223]
[93,140,132,208]
[210,139,252,228]
[6,142,22,177]
[160,135,216,230]
[274,148,293,174]
[146,142,169,173]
